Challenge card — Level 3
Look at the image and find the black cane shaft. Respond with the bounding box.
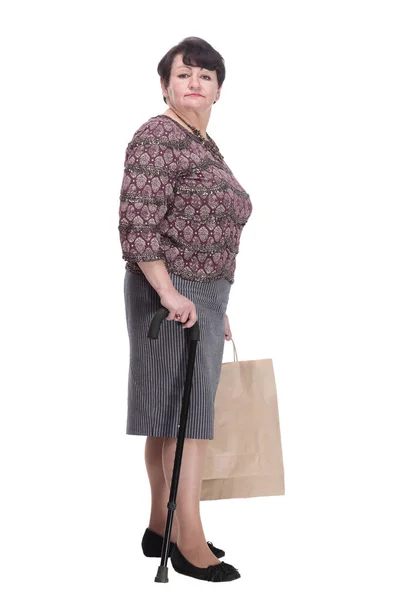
[157,340,198,575]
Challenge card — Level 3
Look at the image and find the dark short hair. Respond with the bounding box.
[157,36,226,104]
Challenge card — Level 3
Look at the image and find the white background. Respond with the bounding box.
[1,0,399,597]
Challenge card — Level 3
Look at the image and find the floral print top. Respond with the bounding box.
[118,114,253,284]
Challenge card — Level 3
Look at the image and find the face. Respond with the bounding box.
[161,53,221,113]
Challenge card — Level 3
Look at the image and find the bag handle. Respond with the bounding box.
[231,337,238,362]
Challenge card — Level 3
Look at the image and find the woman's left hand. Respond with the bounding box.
[224,313,232,341]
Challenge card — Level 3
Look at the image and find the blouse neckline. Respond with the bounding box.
[156,113,210,144]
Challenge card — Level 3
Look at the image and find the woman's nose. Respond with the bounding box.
[188,76,202,89]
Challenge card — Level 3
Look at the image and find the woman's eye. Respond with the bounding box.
[178,74,211,80]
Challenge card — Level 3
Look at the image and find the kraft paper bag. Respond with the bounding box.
[200,339,285,501]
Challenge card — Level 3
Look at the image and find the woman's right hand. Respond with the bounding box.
[159,288,198,329]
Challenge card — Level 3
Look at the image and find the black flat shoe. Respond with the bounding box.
[141,527,225,559]
[170,544,241,582]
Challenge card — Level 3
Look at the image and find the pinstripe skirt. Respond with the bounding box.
[123,268,232,439]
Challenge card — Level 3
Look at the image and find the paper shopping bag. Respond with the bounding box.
[200,339,285,501]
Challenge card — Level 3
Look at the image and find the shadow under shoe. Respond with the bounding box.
[141,527,225,558]
[170,544,240,582]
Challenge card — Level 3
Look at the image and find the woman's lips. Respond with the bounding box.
[187,94,203,96]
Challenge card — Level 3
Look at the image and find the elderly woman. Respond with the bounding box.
[118,37,252,582]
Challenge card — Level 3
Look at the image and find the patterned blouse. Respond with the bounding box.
[118,114,253,284]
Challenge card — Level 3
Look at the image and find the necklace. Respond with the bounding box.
[168,109,224,162]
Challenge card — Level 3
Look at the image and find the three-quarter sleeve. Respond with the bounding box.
[118,135,177,265]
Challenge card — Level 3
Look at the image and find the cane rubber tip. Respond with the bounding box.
[154,565,168,583]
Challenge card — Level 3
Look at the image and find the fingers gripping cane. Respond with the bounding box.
[147,306,200,583]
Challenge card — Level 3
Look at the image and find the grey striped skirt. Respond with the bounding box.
[123,268,232,439]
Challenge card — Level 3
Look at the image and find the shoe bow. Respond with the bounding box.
[206,561,236,582]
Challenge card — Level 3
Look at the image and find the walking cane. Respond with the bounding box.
[147,306,200,584]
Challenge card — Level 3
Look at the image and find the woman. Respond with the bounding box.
[118,37,253,582]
